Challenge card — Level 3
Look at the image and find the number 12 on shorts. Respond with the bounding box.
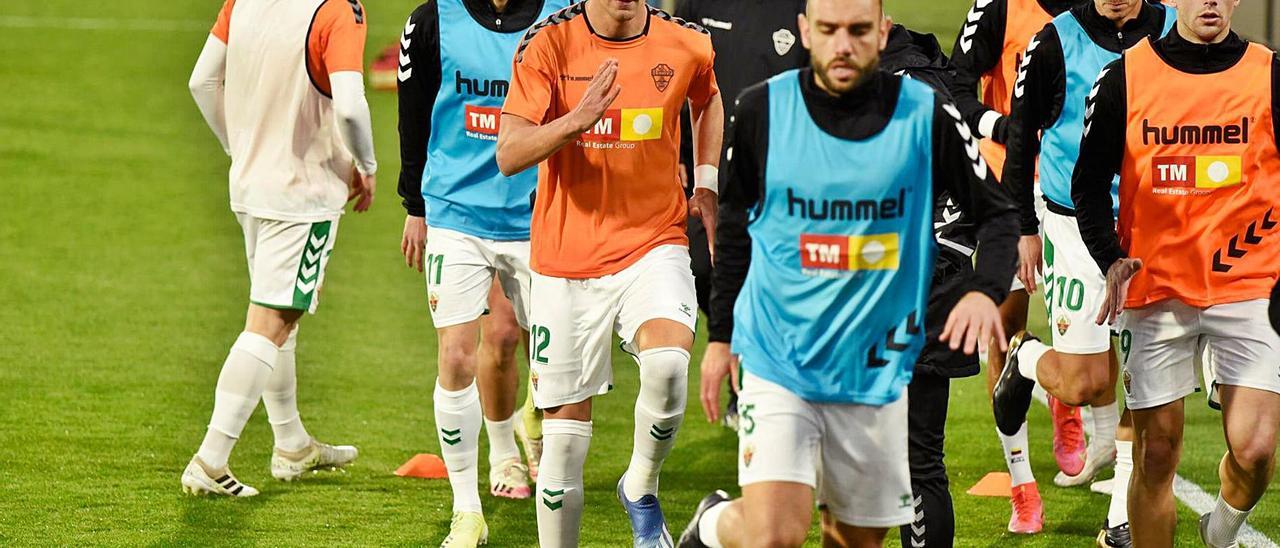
[529,324,551,364]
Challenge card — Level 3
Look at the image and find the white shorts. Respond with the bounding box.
[1009,185,1048,293]
[736,372,913,528]
[1040,210,1111,354]
[1119,299,1280,410]
[237,213,339,314]
[528,245,697,408]
[424,227,530,329]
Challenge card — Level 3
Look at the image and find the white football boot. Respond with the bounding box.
[271,438,358,481]
[181,456,259,497]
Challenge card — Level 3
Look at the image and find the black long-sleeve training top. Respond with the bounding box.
[1003,0,1169,234]
[395,0,548,217]
[947,0,1079,141]
[1070,30,1280,274]
[706,68,1020,343]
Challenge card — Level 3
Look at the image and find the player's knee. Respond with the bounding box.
[637,347,690,410]
[760,521,808,548]
[438,340,478,377]
[1228,436,1277,478]
[482,322,522,360]
[1139,436,1181,481]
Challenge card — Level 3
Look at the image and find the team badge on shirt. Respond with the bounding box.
[772,29,795,56]
[651,64,674,92]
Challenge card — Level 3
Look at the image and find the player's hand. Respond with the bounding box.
[348,167,376,213]
[689,187,718,264]
[1017,234,1043,294]
[401,215,427,272]
[699,342,739,423]
[940,291,1005,355]
[568,59,622,134]
[1097,258,1142,326]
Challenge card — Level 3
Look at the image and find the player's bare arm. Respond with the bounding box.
[495,59,621,176]
[401,216,427,272]
[688,91,724,262]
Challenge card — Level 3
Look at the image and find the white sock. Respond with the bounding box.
[435,380,482,513]
[264,327,310,453]
[484,412,521,467]
[1207,494,1252,547]
[999,424,1036,486]
[1015,340,1049,383]
[197,332,278,470]
[1091,403,1119,456]
[537,419,592,548]
[623,347,689,501]
[1108,439,1133,526]
[698,500,729,548]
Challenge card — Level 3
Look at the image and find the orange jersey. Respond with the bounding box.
[979,0,1052,180]
[502,3,719,278]
[1119,39,1280,308]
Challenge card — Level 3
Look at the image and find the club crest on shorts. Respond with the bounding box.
[651,63,674,92]
[1122,369,1133,395]
[772,29,796,56]
[1056,315,1071,336]
[531,370,540,391]
[741,444,755,467]
[429,291,440,312]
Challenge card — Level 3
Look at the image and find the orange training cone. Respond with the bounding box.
[966,472,1013,497]
[395,453,449,479]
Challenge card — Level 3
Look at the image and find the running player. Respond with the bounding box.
[947,0,1082,531]
[182,0,376,496]
[679,0,1019,545]
[1072,0,1280,544]
[395,0,567,544]
[992,1,1174,545]
[496,1,723,545]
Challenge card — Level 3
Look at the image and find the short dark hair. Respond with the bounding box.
[806,0,885,15]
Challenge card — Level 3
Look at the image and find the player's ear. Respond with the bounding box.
[799,13,811,50]
[879,14,892,51]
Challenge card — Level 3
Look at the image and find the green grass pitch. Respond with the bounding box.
[0,0,1276,545]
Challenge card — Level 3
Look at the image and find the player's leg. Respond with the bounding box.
[679,370,821,548]
[1120,301,1198,547]
[494,241,543,480]
[986,287,1044,532]
[613,246,698,544]
[476,277,531,500]
[425,229,506,545]
[819,390,912,547]
[899,373,954,548]
[529,269,615,548]
[1200,299,1280,546]
[1098,408,1136,547]
[185,215,335,497]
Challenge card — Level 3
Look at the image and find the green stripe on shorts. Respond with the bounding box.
[291,221,331,311]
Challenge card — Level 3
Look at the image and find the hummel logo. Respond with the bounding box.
[1083,69,1109,137]
[440,427,462,446]
[649,425,676,441]
[1013,35,1039,98]
[542,488,566,510]
[679,303,693,318]
[958,0,992,53]
[942,102,988,179]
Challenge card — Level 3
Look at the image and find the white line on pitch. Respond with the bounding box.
[0,15,206,32]
[1030,386,1276,546]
